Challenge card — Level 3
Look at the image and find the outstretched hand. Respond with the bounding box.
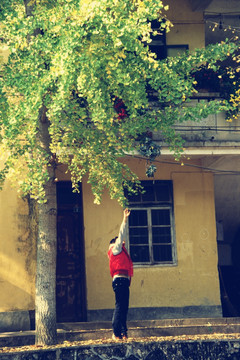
[123,208,131,221]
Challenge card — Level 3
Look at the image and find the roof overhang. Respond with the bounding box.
[188,0,213,12]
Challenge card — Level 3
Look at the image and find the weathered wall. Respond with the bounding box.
[0,180,36,313]
[165,0,205,50]
[0,156,221,323]
[0,32,36,332]
[83,157,221,319]
[0,0,221,329]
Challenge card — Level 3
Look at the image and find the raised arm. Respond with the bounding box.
[112,209,131,255]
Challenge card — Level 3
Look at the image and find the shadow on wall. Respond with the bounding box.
[0,281,34,331]
[0,255,35,331]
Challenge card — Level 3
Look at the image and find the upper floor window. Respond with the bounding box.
[148,20,188,60]
[126,180,177,266]
[149,20,167,60]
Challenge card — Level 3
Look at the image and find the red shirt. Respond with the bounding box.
[108,244,133,279]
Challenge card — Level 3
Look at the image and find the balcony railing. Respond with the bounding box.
[152,92,240,146]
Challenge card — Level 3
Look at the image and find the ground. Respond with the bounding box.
[1,333,240,354]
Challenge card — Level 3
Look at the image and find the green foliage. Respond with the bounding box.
[191,64,240,120]
[0,0,239,205]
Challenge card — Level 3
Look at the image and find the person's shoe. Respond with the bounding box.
[112,334,122,341]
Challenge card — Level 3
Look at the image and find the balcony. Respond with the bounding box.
[172,94,240,146]
[168,66,240,147]
[152,93,240,149]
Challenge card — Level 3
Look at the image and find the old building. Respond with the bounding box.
[1,0,240,331]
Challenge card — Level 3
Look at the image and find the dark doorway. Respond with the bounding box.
[218,227,240,317]
[56,181,87,322]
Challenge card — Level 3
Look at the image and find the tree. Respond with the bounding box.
[0,0,239,345]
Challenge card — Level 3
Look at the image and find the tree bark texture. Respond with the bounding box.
[35,107,57,345]
[23,1,58,345]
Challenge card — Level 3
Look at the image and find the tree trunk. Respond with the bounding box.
[22,0,57,346]
[35,107,57,345]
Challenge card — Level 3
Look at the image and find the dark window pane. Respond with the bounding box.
[152,227,171,244]
[127,192,141,203]
[129,228,149,245]
[149,45,167,60]
[153,245,172,262]
[130,245,150,263]
[150,34,165,43]
[124,182,143,203]
[127,180,172,205]
[127,180,174,264]
[152,209,170,225]
[129,210,147,226]
[149,22,166,60]
[155,183,171,202]
[141,183,155,202]
[151,19,162,30]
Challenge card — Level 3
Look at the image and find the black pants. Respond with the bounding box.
[112,277,130,337]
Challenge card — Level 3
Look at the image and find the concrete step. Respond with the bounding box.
[1,317,240,348]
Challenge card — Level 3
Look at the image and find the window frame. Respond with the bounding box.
[126,180,177,267]
[148,21,189,60]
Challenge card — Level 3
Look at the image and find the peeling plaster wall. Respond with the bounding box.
[83,157,221,316]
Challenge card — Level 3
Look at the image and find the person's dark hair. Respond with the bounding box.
[110,236,118,244]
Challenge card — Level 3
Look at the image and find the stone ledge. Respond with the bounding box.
[0,311,32,332]
[1,339,240,359]
[1,317,240,348]
[87,305,222,322]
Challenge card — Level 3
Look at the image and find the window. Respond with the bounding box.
[126,180,176,266]
[148,21,188,60]
[146,22,189,101]
[149,20,167,60]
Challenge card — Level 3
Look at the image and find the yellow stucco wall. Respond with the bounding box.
[0,0,219,317]
[0,156,221,313]
[0,25,37,313]
[82,157,220,311]
[165,0,205,50]
[0,32,36,313]
[0,179,36,312]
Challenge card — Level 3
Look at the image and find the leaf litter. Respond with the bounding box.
[1,333,240,354]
